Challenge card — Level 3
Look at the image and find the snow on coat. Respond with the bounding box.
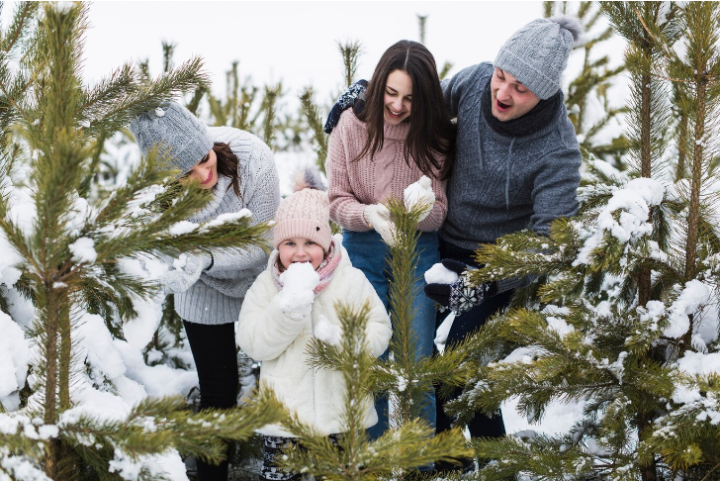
[237,242,391,437]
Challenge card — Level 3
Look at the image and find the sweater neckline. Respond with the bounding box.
[189,175,232,222]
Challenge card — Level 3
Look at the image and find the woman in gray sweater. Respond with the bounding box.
[130,102,280,480]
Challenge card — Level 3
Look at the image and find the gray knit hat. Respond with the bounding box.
[129,102,213,175]
[495,16,583,100]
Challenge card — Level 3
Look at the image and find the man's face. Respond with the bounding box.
[490,68,541,122]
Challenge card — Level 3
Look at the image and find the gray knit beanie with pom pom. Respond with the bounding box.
[129,102,213,176]
[495,16,583,100]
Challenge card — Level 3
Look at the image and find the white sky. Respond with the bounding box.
[80,1,545,103]
[1,1,627,111]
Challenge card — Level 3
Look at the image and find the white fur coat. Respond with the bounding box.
[237,243,391,436]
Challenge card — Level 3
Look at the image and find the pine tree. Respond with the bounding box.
[0,4,284,479]
[545,1,631,166]
[433,3,720,481]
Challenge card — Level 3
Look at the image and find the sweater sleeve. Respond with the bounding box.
[442,63,493,119]
[206,140,280,276]
[326,114,373,232]
[529,126,582,237]
[494,120,581,296]
[237,275,306,362]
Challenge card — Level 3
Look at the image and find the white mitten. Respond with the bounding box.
[404,175,435,222]
[160,252,212,294]
[363,204,396,246]
[276,262,319,322]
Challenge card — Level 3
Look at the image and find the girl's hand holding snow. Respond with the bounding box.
[363,204,396,246]
[276,262,319,322]
[404,175,435,222]
[160,252,212,294]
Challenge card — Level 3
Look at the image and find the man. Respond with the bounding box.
[422,16,583,471]
[324,15,583,473]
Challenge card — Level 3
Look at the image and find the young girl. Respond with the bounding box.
[130,102,280,480]
[325,40,456,438]
[237,176,392,481]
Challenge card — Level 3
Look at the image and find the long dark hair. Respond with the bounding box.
[205,142,241,198]
[355,40,455,180]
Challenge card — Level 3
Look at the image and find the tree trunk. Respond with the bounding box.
[685,79,706,280]
[58,297,71,412]
[637,70,653,307]
[44,285,59,479]
[638,411,658,481]
[676,111,689,181]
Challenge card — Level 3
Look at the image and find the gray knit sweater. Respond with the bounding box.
[176,127,280,325]
[440,62,581,250]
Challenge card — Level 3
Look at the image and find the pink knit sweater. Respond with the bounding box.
[326,110,448,232]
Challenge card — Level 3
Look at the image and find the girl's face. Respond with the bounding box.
[185,148,218,189]
[383,69,412,126]
[278,237,325,271]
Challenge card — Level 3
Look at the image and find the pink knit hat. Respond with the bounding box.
[273,171,332,251]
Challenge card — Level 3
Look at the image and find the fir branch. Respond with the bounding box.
[0,2,38,54]
[299,87,328,173]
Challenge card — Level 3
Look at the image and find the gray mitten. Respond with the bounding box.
[161,252,212,294]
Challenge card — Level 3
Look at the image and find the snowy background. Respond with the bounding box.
[0,2,632,475]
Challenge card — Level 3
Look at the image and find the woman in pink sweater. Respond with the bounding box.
[326,40,455,441]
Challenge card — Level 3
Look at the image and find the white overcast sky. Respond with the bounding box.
[1,1,626,111]
[80,1,547,102]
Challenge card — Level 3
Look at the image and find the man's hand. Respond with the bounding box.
[323,79,368,134]
[424,259,490,315]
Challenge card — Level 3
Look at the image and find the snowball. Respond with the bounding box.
[69,237,97,264]
[279,262,320,292]
[424,262,459,284]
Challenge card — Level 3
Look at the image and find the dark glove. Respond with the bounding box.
[424,259,490,316]
[323,79,368,134]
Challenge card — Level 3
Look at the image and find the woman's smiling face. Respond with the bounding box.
[186,148,218,189]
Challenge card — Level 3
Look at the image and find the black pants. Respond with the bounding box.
[434,240,508,470]
[184,320,239,481]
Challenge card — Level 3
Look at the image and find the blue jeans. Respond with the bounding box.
[342,229,439,440]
